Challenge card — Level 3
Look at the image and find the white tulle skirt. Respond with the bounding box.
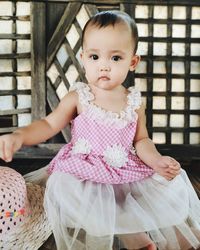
[34,168,200,250]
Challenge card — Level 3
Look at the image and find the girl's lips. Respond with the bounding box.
[98,76,110,81]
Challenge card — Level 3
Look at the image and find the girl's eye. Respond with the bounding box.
[112,56,121,61]
[90,55,99,60]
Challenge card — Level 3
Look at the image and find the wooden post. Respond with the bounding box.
[31,2,46,121]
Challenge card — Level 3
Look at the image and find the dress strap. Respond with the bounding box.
[69,82,142,127]
[69,82,94,107]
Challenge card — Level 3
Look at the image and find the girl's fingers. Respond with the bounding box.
[169,159,180,169]
[168,168,180,174]
[165,169,180,179]
[4,141,14,162]
[169,165,180,170]
[0,141,5,160]
[164,173,177,180]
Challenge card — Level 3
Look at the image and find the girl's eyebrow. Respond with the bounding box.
[85,49,126,55]
[111,50,126,55]
[85,49,99,53]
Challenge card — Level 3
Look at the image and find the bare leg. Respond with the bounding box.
[146,243,157,250]
[119,233,156,250]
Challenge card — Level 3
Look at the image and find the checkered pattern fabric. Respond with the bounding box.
[48,83,154,184]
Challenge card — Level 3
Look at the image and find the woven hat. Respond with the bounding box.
[0,167,52,250]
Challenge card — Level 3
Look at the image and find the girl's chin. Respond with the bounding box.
[91,81,121,90]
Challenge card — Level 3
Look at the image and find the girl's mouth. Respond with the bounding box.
[98,76,110,81]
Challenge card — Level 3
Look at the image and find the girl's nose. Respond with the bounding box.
[100,65,110,71]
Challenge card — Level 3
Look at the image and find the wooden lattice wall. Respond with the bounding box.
[0,2,31,132]
[0,0,199,161]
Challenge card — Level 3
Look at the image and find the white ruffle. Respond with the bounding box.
[103,144,128,168]
[70,82,142,128]
[71,138,92,155]
[45,170,200,250]
[69,82,94,106]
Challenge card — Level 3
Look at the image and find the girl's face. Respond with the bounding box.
[81,22,140,91]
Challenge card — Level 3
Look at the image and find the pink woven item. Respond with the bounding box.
[0,167,51,250]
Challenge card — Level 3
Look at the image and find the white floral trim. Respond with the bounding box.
[103,144,128,168]
[70,82,142,128]
[71,138,92,154]
[85,105,130,128]
[69,82,94,106]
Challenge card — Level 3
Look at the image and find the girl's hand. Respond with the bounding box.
[0,133,23,162]
[153,156,181,180]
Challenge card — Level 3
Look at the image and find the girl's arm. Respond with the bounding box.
[134,105,180,179]
[0,91,78,162]
[134,105,161,167]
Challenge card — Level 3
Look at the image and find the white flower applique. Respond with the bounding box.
[71,138,92,154]
[103,144,128,168]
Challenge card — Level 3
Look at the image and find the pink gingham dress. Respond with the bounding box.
[48,82,154,183]
[44,82,200,250]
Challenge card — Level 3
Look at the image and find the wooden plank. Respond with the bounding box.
[10,2,18,129]
[148,128,200,133]
[141,56,200,61]
[0,72,30,77]
[157,145,200,161]
[135,19,200,25]
[54,58,70,89]
[85,4,99,17]
[47,79,72,142]
[63,40,87,83]
[0,53,30,59]
[61,39,85,81]
[0,127,19,133]
[134,73,200,80]
[47,2,82,69]
[46,2,67,44]
[0,16,30,21]
[184,6,192,145]
[0,34,30,39]
[25,0,200,6]
[13,143,64,159]
[165,5,173,144]
[139,37,200,43]
[151,110,199,115]
[0,108,31,116]
[0,90,31,96]
[31,2,46,121]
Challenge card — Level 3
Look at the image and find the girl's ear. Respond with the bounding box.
[129,55,141,71]
[80,50,83,61]
[80,50,85,68]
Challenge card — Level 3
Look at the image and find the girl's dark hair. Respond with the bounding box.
[81,10,139,53]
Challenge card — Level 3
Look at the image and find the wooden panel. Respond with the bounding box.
[47,2,82,68]
[47,79,71,141]
[46,2,67,43]
[0,1,32,133]
[31,2,46,120]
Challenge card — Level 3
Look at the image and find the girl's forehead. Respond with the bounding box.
[85,22,131,37]
[83,23,133,48]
